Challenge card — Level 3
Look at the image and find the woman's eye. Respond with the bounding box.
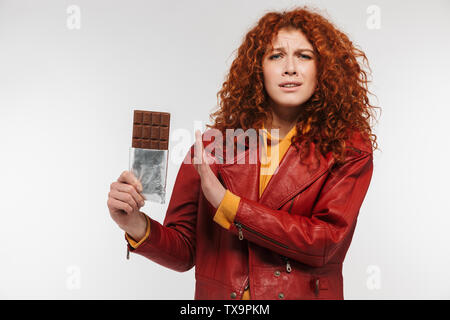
[269,54,312,60]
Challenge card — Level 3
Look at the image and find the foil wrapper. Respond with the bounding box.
[129,147,168,204]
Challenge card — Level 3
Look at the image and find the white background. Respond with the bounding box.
[0,0,449,299]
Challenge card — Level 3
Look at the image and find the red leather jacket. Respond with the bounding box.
[127,129,374,300]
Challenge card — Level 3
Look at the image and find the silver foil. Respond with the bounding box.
[129,147,168,204]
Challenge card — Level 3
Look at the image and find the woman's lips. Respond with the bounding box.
[279,84,301,92]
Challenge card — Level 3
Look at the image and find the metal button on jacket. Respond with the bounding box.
[278,293,285,299]
[230,292,237,299]
[274,270,281,277]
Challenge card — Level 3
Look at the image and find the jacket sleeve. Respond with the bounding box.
[126,145,199,272]
[228,150,374,267]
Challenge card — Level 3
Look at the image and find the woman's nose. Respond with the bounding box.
[284,70,297,75]
[283,57,298,75]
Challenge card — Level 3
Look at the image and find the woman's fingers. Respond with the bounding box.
[108,197,134,215]
[194,130,216,176]
[111,180,145,205]
[118,170,143,193]
[109,188,141,212]
[116,182,145,205]
[194,130,203,165]
[115,170,146,203]
[194,130,204,175]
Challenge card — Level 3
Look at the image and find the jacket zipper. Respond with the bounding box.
[234,222,290,249]
[237,223,244,240]
[287,198,295,214]
[314,278,320,297]
[244,277,249,291]
[239,276,249,299]
[281,256,292,273]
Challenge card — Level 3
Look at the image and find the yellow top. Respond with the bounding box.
[126,123,298,300]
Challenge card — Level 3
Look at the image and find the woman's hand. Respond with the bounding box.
[193,130,226,209]
[107,170,148,241]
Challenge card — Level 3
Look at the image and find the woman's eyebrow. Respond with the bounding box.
[270,47,315,54]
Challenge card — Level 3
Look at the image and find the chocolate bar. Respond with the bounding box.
[132,110,170,150]
[129,109,170,204]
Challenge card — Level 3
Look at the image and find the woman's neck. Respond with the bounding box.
[264,104,301,139]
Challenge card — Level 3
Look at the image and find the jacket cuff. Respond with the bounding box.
[213,189,241,230]
[125,213,151,249]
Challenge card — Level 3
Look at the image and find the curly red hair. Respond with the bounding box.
[207,5,380,167]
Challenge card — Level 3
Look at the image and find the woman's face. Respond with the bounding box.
[262,28,318,111]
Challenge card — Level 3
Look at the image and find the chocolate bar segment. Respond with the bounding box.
[132,110,170,150]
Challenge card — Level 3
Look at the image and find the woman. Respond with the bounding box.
[107,6,379,300]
